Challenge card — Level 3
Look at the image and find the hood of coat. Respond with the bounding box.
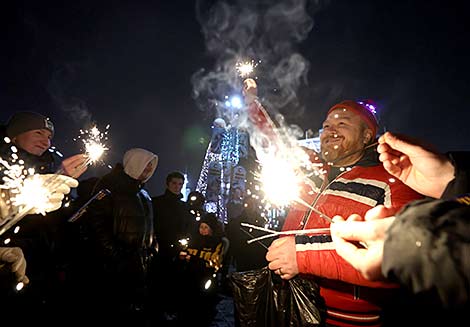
[123,148,158,183]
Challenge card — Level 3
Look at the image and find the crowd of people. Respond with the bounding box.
[0,79,468,327]
[0,112,233,326]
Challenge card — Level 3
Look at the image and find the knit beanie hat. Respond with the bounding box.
[327,100,378,137]
[5,111,55,139]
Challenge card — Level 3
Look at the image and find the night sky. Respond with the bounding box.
[2,0,469,195]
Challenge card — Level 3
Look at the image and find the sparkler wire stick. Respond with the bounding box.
[68,188,111,223]
[241,222,330,244]
[239,227,269,250]
[293,197,334,223]
[330,141,379,165]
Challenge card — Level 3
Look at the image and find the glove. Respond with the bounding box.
[0,247,29,284]
[0,191,10,225]
[25,174,79,214]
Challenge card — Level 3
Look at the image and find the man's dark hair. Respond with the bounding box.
[166,171,185,185]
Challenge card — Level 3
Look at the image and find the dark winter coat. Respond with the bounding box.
[84,164,155,264]
[381,151,470,325]
[152,189,191,258]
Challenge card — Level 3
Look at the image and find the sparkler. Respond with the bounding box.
[0,158,55,235]
[74,124,110,166]
[241,222,331,244]
[236,59,260,78]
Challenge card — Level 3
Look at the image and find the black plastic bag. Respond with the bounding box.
[230,266,325,327]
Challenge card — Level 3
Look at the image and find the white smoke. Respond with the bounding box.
[47,63,93,125]
[192,0,328,124]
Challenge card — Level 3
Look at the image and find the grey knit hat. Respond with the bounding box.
[5,112,55,138]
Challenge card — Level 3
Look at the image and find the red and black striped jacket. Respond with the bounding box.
[283,152,424,327]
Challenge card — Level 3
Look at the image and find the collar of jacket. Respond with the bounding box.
[163,188,183,200]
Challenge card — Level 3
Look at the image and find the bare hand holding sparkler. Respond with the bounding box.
[60,154,88,178]
[378,131,454,198]
[66,124,110,176]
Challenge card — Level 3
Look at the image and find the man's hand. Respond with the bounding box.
[61,154,88,178]
[266,236,298,280]
[330,205,396,281]
[243,78,258,104]
[0,247,29,284]
[378,132,455,198]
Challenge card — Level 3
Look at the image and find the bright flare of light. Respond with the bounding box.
[230,96,242,109]
[257,152,303,207]
[236,60,260,78]
[178,238,189,247]
[0,157,52,219]
[11,173,50,215]
[16,282,24,291]
[85,142,106,163]
[76,125,110,165]
[204,279,212,290]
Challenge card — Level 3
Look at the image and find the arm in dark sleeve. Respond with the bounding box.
[441,151,470,199]
[382,198,470,308]
[87,196,121,259]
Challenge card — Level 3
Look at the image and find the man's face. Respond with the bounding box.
[13,129,52,156]
[320,108,372,166]
[167,177,184,195]
[138,160,155,181]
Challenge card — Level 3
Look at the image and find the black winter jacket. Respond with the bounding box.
[152,189,191,258]
[382,151,470,313]
[85,164,154,262]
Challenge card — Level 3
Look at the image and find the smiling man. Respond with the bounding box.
[320,101,377,166]
[2,111,88,177]
[244,96,425,326]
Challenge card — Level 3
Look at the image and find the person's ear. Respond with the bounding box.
[363,129,373,144]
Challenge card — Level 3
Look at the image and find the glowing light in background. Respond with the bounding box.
[224,95,243,109]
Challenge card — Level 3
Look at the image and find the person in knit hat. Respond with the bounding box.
[1,111,88,178]
[320,99,379,167]
[243,78,424,327]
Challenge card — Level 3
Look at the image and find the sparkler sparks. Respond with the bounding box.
[236,59,260,78]
[254,138,324,210]
[75,124,110,165]
[0,157,52,235]
[256,152,303,207]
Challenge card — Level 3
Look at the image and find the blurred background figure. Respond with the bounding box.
[177,212,228,326]
[151,170,193,322]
